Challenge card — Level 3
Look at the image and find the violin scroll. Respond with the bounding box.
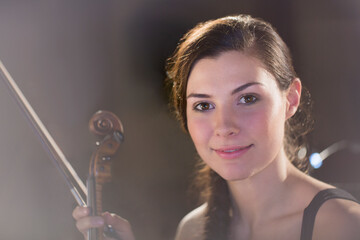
[89,111,124,140]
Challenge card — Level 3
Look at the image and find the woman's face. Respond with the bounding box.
[186,51,300,181]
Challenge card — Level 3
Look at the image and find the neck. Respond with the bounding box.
[227,149,299,226]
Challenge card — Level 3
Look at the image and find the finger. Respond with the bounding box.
[102,212,135,240]
[72,206,90,220]
[76,216,104,234]
[103,212,130,230]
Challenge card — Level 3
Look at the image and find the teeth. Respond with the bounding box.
[223,149,240,153]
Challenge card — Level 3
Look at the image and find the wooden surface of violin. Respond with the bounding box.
[87,110,124,240]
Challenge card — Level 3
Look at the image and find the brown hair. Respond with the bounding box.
[166,14,313,240]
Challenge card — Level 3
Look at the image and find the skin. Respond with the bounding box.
[186,51,294,182]
[176,51,360,240]
[73,50,360,240]
[72,206,135,240]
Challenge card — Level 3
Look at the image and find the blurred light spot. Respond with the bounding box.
[310,152,323,169]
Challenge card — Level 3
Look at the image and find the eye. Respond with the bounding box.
[193,102,214,111]
[239,95,258,104]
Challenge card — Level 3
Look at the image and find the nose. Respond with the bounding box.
[213,106,240,137]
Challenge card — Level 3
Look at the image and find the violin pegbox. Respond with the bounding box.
[89,111,124,182]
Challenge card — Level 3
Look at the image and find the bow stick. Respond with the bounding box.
[0,60,122,240]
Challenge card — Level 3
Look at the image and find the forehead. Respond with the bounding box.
[187,51,277,94]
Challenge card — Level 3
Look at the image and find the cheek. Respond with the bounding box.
[188,119,205,145]
[257,104,287,149]
[187,114,212,148]
[248,104,286,139]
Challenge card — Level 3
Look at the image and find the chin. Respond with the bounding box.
[216,168,253,182]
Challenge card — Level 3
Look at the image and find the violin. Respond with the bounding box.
[88,110,124,239]
[0,60,122,240]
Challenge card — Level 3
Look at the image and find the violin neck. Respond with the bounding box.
[87,175,103,240]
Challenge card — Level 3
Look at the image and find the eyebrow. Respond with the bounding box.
[186,82,262,99]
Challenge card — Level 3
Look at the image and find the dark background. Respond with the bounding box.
[0,0,359,239]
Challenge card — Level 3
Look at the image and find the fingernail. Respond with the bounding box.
[82,207,90,214]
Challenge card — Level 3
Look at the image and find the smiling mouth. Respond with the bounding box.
[215,144,253,152]
[213,144,253,159]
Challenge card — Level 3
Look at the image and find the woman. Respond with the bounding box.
[73,14,360,240]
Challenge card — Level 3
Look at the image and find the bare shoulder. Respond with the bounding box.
[174,203,207,240]
[313,196,360,240]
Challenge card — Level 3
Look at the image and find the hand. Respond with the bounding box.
[72,206,136,240]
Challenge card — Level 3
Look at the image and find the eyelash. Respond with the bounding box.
[238,94,258,105]
[193,102,214,111]
[192,94,258,112]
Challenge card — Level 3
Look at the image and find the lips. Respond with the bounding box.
[213,144,253,159]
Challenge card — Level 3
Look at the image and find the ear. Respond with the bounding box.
[285,78,301,120]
